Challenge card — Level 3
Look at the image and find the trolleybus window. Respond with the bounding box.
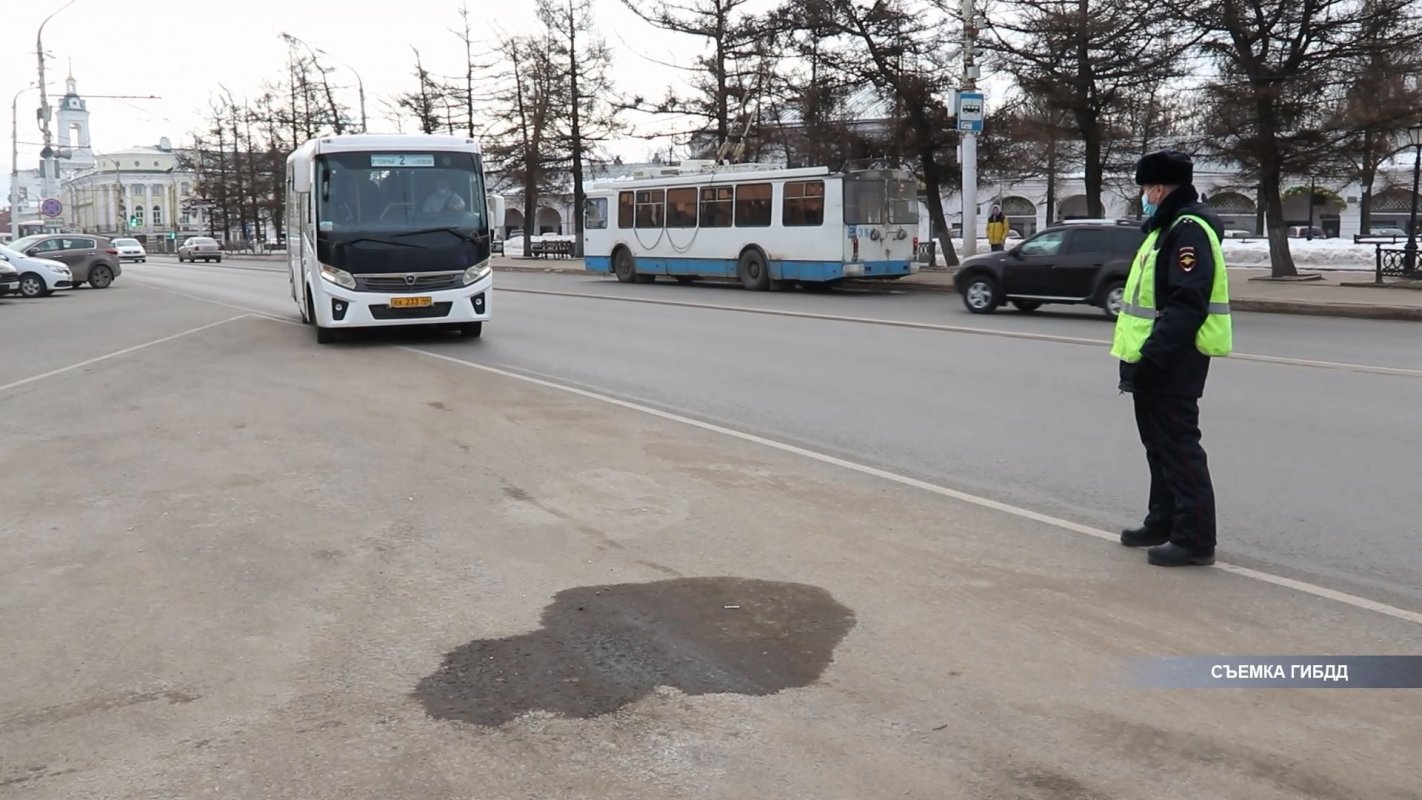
[734,183,773,227]
[783,180,825,227]
[635,189,665,228]
[667,187,698,228]
[618,191,634,228]
[700,186,733,228]
[586,197,608,230]
[887,178,919,224]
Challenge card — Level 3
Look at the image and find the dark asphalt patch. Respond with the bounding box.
[412,576,855,726]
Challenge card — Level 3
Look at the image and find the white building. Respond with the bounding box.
[7,73,206,243]
[63,138,209,242]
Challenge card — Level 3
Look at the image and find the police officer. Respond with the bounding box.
[1111,149,1233,567]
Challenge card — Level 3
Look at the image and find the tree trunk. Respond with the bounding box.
[1259,152,1298,277]
[1045,139,1058,227]
[918,141,958,267]
[1082,120,1104,218]
[567,0,585,256]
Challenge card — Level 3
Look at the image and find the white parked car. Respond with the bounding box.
[0,243,74,297]
[112,237,147,262]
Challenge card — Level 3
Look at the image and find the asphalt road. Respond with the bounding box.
[127,256,1422,610]
[3,263,1421,798]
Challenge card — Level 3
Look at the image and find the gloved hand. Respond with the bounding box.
[1132,357,1162,392]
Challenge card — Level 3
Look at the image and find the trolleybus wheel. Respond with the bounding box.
[737,248,770,291]
[613,248,637,283]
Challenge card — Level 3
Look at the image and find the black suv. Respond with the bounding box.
[953,219,1145,319]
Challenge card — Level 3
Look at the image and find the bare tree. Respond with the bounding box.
[787,0,963,264]
[1178,0,1422,276]
[395,47,447,135]
[986,0,1192,218]
[450,2,499,138]
[1331,5,1422,233]
[485,33,571,252]
[620,0,783,159]
[539,0,623,255]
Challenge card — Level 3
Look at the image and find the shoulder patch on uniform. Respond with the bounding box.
[1178,246,1197,271]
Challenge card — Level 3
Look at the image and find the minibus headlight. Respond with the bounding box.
[320,263,356,290]
[463,262,492,285]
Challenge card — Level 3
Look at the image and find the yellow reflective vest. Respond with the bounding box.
[1110,214,1232,362]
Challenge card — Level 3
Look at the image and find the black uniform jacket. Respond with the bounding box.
[1118,185,1225,399]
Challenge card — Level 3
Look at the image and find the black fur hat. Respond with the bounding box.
[1134,149,1194,186]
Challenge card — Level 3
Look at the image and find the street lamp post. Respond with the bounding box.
[1405,121,1422,275]
[280,32,367,133]
[9,85,35,240]
[36,0,80,204]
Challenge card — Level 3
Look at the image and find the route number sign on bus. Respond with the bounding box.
[370,154,435,167]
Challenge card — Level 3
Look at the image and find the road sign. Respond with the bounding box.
[956,92,985,134]
[41,198,63,218]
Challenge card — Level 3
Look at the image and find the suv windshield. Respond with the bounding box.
[114,238,140,246]
[11,235,46,252]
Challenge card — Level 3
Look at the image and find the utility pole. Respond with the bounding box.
[959,0,984,257]
[36,0,79,209]
[10,85,35,240]
[280,33,367,133]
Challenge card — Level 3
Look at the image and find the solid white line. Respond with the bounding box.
[0,315,250,394]
[403,344,1422,628]
[498,287,1422,378]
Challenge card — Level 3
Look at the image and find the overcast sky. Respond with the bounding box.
[4,0,823,197]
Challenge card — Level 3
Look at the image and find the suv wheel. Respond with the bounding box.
[1100,280,1125,319]
[961,274,1000,314]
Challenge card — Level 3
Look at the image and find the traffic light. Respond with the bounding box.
[129,216,139,228]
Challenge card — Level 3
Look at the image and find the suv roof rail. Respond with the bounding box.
[1058,218,1138,226]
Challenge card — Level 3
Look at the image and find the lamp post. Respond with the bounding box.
[36,0,80,205]
[279,32,367,133]
[9,84,35,240]
[1405,121,1422,275]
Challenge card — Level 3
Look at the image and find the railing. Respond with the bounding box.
[528,239,574,258]
[1368,242,1418,283]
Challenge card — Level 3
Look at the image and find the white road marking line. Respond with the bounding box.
[498,287,1422,377]
[0,316,250,394]
[404,345,1422,628]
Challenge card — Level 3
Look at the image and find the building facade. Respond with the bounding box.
[63,139,210,242]
[7,74,205,243]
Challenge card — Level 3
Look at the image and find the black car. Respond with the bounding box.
[953,219,1145,319]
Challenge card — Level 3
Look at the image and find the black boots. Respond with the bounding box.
[1120,525,1169,548]
[1121,525,1215,566]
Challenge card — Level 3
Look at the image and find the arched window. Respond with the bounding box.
[135,205,145,226]
[152,204,163,227]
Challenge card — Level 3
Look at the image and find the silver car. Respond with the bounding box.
[112,237,148,262]
[178,236,222,263]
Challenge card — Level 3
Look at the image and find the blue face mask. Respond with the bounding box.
[1141,192,1158,217]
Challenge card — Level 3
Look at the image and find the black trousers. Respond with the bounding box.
[1133,392,1217,550]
